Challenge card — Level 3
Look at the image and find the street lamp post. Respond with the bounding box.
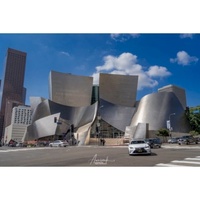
[54,117,74,145]
[169,113,175,137]
[96,105,104,146]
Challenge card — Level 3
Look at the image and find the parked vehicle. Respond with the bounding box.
[145,138,162,148]
[144,138,154,148]
[178,135,198,145]
[168,137,180,144]
[8,139,18,147]
[128,139,151,155]
[36,141,49,147]
[49,140,69,147]
[16,142,27,147]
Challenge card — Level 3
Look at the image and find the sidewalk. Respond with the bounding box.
[84,143,200,149]
[161,143,200,149]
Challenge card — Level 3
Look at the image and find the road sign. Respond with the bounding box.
[166,120,171,129]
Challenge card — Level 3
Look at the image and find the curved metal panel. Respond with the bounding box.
[99,99,136,132]
[76,123,93,145]
[130,92,190,133]
[29,97,46,111]
[49,71,93,107]
[158,84,187,109]
[99,73,138,107]
[26,97,98,144]
[25,113,60,141]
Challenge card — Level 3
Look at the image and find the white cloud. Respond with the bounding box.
[147,65,172,77]
[170,51,198,66]
[180,34,194,39]
[92,52,171,90]
[110,34,140,42]
[110,33,120,40]
[130,34,140,38]
[60,51,70,57]
[92,72,100,85]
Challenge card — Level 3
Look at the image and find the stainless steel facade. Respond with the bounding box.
[99,99,136,132]
[158,84,187,109]
[49,71,93,107]
[99,73,138,107]
[130,91,190,133]
[25,71,191,144]
[24,98,98,144]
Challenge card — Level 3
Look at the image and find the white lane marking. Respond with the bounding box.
[156,163,185,167]
[184,157,200,161]
[0,147,64,153]
[171,160,200,165]
[155,155,200,167]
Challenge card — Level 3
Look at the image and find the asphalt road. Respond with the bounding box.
[1,144,200,167]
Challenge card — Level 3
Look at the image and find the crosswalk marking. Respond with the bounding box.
[0,147,54,153]
[171,160,200,165]
[185,157,200,161]
[156,163,185,167]
[156,156,200,167]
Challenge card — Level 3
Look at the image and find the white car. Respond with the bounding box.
[128,139,151,155]
[49,140,69,147]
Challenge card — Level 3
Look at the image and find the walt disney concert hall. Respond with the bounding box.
[24,71,191,145]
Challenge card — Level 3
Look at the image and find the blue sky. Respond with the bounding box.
[1,0,200,195]
[0,33,199,107]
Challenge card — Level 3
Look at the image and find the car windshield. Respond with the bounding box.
[131,140,145,144]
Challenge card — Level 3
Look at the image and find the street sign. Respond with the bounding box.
[166,120,171,129]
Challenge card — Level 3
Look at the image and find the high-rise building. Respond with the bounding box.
[4,105,32,143]
[0,48,27,140]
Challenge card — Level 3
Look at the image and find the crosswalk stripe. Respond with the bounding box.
[185,157,200,161]
[155,155,200,167]
[171,160,200,165]
[0,147,52,153]
[156,163,185,167]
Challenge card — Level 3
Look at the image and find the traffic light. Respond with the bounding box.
[71,124,74,133]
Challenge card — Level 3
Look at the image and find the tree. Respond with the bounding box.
[185,106,200,134]
[156,128,169,142]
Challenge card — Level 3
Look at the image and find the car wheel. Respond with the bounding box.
[50,145,52,147]
[59,144,62,147]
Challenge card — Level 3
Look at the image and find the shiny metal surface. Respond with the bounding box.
[25,97,98,144]
[99,73,138,107]
[99,99,136,132]
[49,71,93,107]
[130,92,190,133]
[26,72,191,144]
[25,113,60,141]
[133,123,148,139]
[158,84,187,109]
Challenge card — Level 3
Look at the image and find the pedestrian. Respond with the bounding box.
[102,139,105,146]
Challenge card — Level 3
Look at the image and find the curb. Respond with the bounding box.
[161,144,200,149]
